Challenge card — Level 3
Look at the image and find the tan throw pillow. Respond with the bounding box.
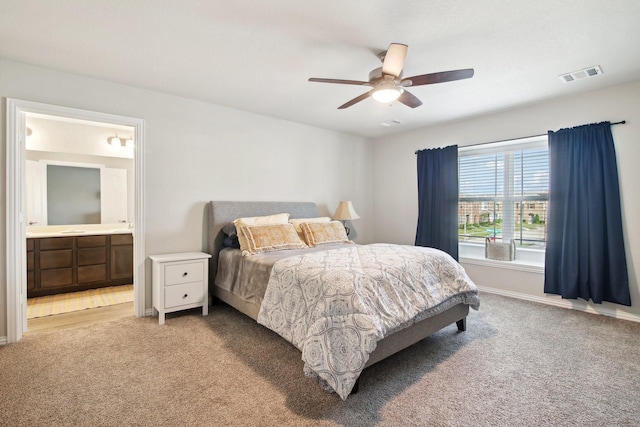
[300,221,351,247]
[234,213,290,253]
[239,223,306,256]
[289,217,331,243]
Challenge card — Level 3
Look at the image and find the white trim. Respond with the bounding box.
[40,160,106,169]
[459,242,545,274]
[478,285,640,323]
[5,99,25,343]
[5,99,146,343]
[133,117,146,319]
[460,257,545,274]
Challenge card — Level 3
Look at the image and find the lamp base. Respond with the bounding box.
[341,220,350,237]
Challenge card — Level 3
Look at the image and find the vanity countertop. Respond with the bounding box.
[26,225,133,238]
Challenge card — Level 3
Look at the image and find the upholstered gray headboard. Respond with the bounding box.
[207,201,318,285]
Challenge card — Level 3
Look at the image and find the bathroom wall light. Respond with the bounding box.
[107,135,134,147]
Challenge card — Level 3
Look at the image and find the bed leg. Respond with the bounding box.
[456,317,467,332]
[351,378,360,394]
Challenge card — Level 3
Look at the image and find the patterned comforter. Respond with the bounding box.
[256,243,480,400]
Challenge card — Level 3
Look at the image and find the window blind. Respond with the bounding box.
[458,138,549,247]
[459,148,549,202]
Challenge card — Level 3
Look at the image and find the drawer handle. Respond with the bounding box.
[183,293,188,299]
[182,272,188,277]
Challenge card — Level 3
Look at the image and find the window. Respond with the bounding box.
[458,136,549,249]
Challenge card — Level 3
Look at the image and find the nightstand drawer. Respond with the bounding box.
[164,281,204,308]
[164,262,204,285]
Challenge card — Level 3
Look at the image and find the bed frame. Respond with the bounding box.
[207,201,469,389]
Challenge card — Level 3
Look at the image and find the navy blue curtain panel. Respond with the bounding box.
[544,122,630,306]
[415,145,459,260]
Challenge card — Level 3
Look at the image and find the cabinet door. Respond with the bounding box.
[100,168,128,224]
[78,265,107,283]
[41,269,73,288]
[26,160,47,226]
[111,244,133,280]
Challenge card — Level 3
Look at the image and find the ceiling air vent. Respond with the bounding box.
[381,119,404,127]
[559,65,603,83]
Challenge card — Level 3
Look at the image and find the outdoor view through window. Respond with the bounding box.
[458,137,549,249]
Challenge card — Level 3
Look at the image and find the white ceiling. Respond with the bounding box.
[2,0,640,138]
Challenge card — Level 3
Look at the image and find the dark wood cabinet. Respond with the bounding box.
[26,239,35,292]
[27,234,133,298]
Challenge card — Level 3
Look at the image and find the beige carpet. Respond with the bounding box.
[2,293,639,426]
[27,285,134,319]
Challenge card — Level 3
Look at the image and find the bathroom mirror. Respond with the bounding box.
[47,164,101,225]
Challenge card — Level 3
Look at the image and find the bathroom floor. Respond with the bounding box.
[27,284,134,319]
[25,301,133,335]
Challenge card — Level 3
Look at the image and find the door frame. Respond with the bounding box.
[6,98,146,343]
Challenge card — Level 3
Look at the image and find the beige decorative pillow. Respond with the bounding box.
[300,221,351,247]
[234,213,290,253]
[239,223,306,256]
[289,217,331,242]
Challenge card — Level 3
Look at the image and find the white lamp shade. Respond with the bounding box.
[333,201,360,221]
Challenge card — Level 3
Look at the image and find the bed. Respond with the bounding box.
[207,201,479,400]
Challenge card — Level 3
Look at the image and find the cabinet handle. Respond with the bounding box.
[182,272,188,277]
[183,293,188,299]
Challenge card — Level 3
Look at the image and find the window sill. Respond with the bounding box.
[459,243,544,274]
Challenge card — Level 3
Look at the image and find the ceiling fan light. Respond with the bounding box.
[372,86,402,103]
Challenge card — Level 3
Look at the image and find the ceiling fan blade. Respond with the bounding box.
[309,78,372,86]
[381,43,408,78]
[397,90,423,108]
[401,68,475,87]
[338,91,372,109]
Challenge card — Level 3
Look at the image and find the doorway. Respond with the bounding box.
[6,99,145,343]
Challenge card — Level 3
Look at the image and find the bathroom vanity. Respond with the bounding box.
[27,229,133,298]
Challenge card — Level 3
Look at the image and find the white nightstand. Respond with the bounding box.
[150,252,212,325]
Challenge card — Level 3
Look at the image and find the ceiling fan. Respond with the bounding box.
[309,43,474,109]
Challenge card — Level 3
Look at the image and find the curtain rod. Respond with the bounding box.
[415,120,626,154]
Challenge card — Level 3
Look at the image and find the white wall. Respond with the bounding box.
[0,59,373,339]
[372,79,640,319]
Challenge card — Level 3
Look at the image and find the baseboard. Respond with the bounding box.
[0,336,7,346]
[478,286,640,323]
